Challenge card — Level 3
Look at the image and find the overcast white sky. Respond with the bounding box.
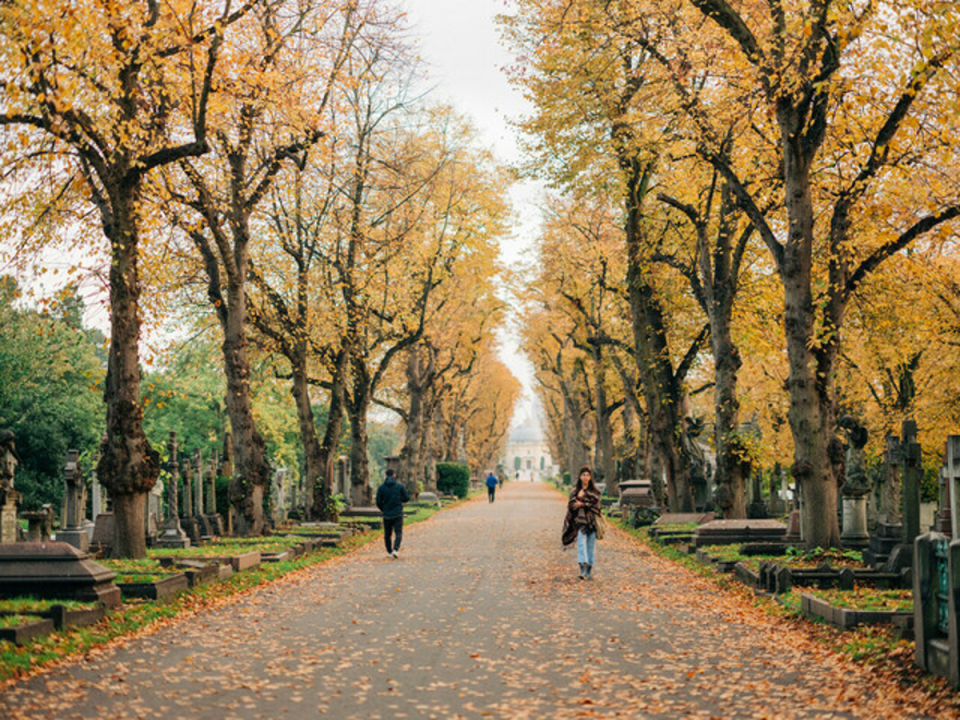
[401,0,541,401]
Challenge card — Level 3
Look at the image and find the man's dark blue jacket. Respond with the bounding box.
[376,475,410,519]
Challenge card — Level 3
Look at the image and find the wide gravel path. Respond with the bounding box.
[0,481,951,719]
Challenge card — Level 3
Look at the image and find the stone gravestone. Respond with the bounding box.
[180,455,201,544]
[913,532,960,688]
[882,421,923,572]
[838,415,870,549]
[0,542,121,608]
[867,435,903,566]
[203,453,223,536]
[746,471,768,519]
[935,463,953,536]
[948,437,960,543]
[145,477,162,545]
[193,449,204,529]
[157,432,190,548]
[0,430,21,544]
[58,450,89,551]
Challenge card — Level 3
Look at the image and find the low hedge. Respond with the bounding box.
[436,462,470,498]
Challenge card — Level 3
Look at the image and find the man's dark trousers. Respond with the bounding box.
[383,515,403,553]
[487,486,496,503]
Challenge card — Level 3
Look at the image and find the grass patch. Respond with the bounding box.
[0,615,46,630]
[806,587,913,613]
[0,598,96,614]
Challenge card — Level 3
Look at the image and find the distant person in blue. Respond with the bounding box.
[375,468,409,558]
[485,471,499,503]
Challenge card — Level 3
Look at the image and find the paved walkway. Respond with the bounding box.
[1,482,953,719]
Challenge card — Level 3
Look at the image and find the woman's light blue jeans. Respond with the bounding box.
[576,529,596,565]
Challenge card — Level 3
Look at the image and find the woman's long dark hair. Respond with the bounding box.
[573,466,599,495]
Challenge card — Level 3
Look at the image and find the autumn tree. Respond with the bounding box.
[0,0,253,556]
[504,1,711,511]
[617,0,960,544]
[160,0,365,534]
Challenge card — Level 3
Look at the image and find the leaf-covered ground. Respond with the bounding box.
[1,482,956,719]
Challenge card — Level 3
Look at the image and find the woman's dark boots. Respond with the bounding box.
[578,563,586,580]
[585,564,593,580]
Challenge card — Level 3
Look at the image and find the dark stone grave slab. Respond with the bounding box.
[0,542,121,608]
[342,506,382,518]
[117,573,188,601]
[693,519,786,547]
[653,512,714,526]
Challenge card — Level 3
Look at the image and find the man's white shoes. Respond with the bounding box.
[390,550,399,558]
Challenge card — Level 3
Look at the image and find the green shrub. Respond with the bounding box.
[436,462,470,498]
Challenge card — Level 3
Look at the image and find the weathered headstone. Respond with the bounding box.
[205,453,217,516]
[0,542,121,607]
[0,430,21,544]
[193,449,204,522]
[914,532,960,687]
[935,460,953,537]
[157,432,190,548]
[903,421,922,545]
[948,437,960,543]
[746,471,767,519]
[867,435,903,566]
[839,416,870,549]
[22,505,54,542]
[58,451,89,551]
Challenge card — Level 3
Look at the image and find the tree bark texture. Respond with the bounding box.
[98,189,160,559]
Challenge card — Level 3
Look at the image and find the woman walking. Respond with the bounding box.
[562,466,602,580]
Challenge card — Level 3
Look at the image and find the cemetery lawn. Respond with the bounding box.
[699,543,867,571]
[0,502,448,684]
[804,587,914,613]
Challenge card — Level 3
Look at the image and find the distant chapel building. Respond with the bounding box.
[502,411,558,482]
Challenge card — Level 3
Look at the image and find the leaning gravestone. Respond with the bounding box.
[0,542,121,607]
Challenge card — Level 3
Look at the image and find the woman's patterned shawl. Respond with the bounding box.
[561,485,601,547]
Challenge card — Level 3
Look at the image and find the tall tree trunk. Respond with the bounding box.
[561,375,586,481]
[623,162,693,512]
[711,312,747,518]
[348,358,372,506]
[780,118,840,547]
[399,350,426,496]
[98,189,159,559]
[591,345,617,495]
[289,350,325,520]
[223,272,268,535]
[316,349,348,520]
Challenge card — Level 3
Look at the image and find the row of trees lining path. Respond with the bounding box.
[0,483,950,718]
[0,0,519,555]
[506,0,960,546]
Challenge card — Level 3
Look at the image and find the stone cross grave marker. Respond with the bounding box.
[193,449,204,519]
[158,432,190,548]
[58,450,89,551]
[902,420,923,545]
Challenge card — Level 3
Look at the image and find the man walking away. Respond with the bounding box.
[376,469,409,558]
[486,471,499,503]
